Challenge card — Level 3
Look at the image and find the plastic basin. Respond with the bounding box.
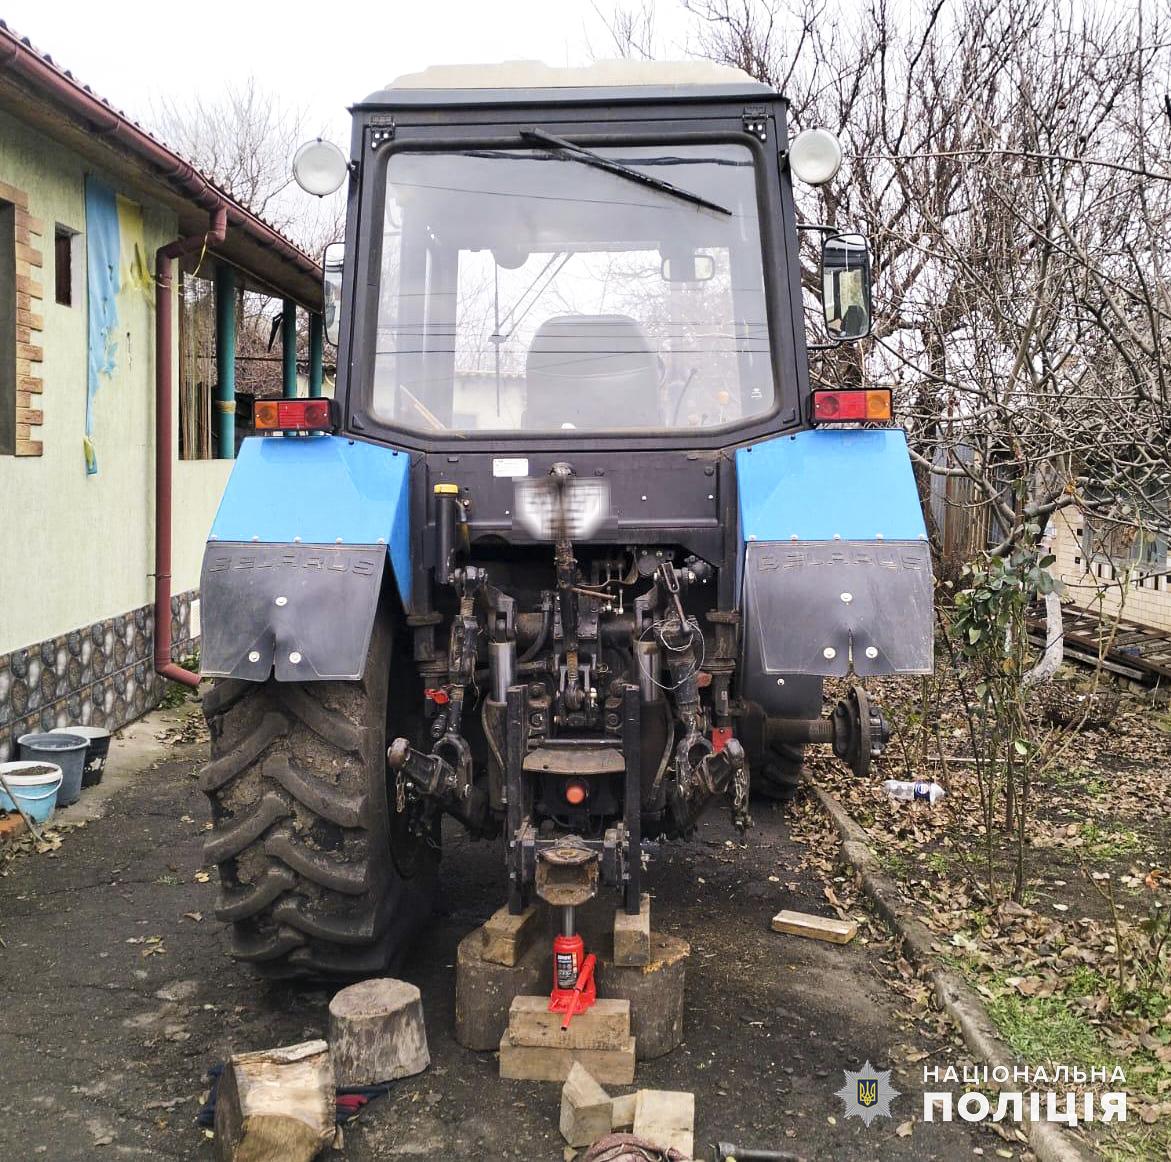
[0,762,64,824]
[49,725,111,786]
[18,732,88,806]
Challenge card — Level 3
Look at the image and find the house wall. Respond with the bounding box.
[1050,509,1171,633]
[0,109,231,758]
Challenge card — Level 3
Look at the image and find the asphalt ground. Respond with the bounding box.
[0,704,1007,1161]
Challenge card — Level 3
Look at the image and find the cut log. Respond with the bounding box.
[456,925,548,1050]
[328,978,429,1086]
[596,933,689,1060]
[559,1062,612,1147]
[770,909,857,944]
[213,1039,334,1162]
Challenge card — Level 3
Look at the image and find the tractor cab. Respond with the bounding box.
[197,62,933,977]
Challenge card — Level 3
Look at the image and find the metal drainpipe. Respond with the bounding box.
[154,205,228,689]
[281,298,298,397]
[308,313,324,398]
[214,262,237,457]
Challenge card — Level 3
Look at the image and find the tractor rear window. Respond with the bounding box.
[371,143,775,434]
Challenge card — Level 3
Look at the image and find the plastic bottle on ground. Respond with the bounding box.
[882,779,946,805]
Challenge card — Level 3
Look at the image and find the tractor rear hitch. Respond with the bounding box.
[668,735,750,834]
[387,735,491,834]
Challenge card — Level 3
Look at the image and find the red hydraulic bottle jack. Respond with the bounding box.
[548,904,596,1028]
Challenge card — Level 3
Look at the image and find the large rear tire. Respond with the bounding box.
[200,609,435,978]
[751,741,806,802]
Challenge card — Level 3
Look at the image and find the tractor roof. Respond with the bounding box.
[359,59,775,107]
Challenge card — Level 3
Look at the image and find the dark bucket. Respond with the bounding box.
[50,726,111,786]
[17,732,88,806]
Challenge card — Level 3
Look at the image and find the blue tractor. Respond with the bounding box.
[198,61,933,977]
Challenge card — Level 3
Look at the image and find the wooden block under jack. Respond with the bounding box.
[559,1062,612,1147]
[633,1088,696,1159]
[770,908,858,944]
[612,892,651,966]
[498,1031,636,1085]
[509,995,630,1050]
[482,903,542,966]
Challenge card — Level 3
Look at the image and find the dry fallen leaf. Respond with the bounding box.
[895,1119,913,1138]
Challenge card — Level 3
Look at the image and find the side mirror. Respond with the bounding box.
[821,232,871,341]
[323,241,344,347]
[661,253,715,283]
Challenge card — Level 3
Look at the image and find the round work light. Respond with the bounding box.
[292,139,349,197]
[788,128,844,186]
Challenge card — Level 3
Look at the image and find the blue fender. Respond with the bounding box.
[736,428,933,690]
[199,435,412,681]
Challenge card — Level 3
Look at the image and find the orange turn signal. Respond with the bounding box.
[564,780,589,806]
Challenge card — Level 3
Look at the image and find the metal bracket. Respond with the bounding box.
[742,108,768,141]
[368,122,396,150]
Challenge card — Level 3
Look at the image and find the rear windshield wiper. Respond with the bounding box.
[519,127,732,217]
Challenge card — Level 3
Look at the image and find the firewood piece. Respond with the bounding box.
[328,978,430,1086]
[214,1039,334,1162]
[560,1062,613,1146]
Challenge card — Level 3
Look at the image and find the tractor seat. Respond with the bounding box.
[524,314,660,430]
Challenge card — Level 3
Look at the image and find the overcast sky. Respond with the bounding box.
[5,0,697,141]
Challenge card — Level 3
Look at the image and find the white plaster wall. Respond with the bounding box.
[0,109,231,655]
[1051,509,1171,633]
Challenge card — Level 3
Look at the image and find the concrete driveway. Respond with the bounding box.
[0,703,1002,1161]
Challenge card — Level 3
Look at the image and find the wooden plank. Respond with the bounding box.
[498,1032,636,1085]
[509,996,630,1051]
[771,909,857,944]
[633,1089,695,1158]
[15,439,43,457]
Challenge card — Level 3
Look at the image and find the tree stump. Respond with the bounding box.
[214,1039,334,1162]
[596,933,689,1060]
[328,978,430,1086]
[455,925,548,1050]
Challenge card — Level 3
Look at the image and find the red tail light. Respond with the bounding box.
[812,389,892,423]
[254,398,334,433]
[564,780,589,806]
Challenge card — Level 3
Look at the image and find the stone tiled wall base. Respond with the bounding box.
[0,590,197,763]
